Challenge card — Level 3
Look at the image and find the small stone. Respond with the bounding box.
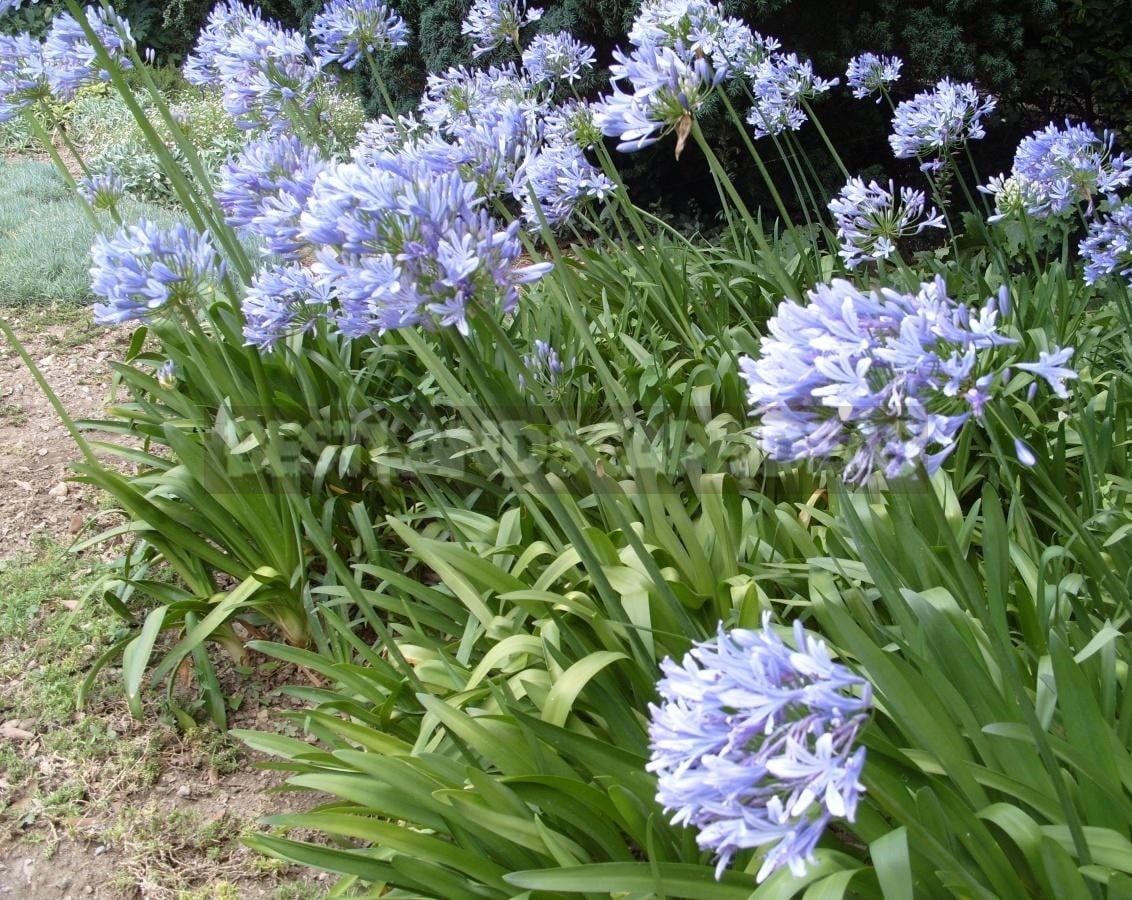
[35,448,47,457]
[48,483,67,498]
[93,845,107,857]
[176,784,192,798]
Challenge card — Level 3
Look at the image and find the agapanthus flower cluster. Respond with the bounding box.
[513,142,614,227]
[845,52,901,101]
[42,6,134,101]
[184,1,324,132]
[594,42,724,155]
[90,220,225,325]
[828,177,944,268]
[461,0,543,58]
[0,33,50,121]
[626,0,760,76]
[648,615,871,882]
[352,113,428,158]
[183,0,263,86]
[242,262,331,348]
[78,171,127,211]
[310,0,409,70]
[217,134,328,257]
[418,63,534,134]
[983,120,1131,220]
[1080,200,1132,285]
[300,154,552,336]
[889,78,996,163]
[0,0,33,14]
[738,277,1074,484]
[746,53,837,139]
[521,31,596,85]
[543,99,603,150]
[518,338,566,390]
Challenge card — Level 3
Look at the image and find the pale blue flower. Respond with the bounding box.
[90,220,225,325]
[648,614,871,882]
[0,33,50,121]
[889,78,995,161]
[1015,347,1077,399]
[983,120,1131,220]
[1081,200,1132,285]
[300,154,551,337]
[594,42,724,154]
[513,142,614,227]
[461,0,543,58]
[43,5,134,101]
[78,171,127,210]
[521,31,595,85]
[746,53,837,139]
[845,53,901,101]
[737,277,1020,484]
[828,177,944,268]
[242,263,331,348]
[217,134,328,257]
[311,0,410,70]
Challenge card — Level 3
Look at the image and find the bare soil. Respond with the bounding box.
[0,307,326,899]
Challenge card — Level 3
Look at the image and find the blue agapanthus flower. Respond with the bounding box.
[185,2,325,132]
[828,177,944,268]
[43,5,134,101]
[78,171,127,210]
[90,220,226,325]
[983,120,1131,221]
[594,42,724,155]
[242,262,331,349]
[184,0,263,87]
[1080,200,1132,286]
[737,277,1075,484]
[845,52,901,101]
[889,78,995,162]
[521,31,596,85]
[648,614,872,882]
[300,153,552,337]
[0,0,37,15]
[217,134,328,257]
[461,0,543,58]
[746,52,837,139]
[0,33,50,121]
[627,0,762,75]
[513,141,614,227]
[518,338,566,391]
[310,0,409,70]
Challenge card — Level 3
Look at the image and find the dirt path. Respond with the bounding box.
[0,307,326,899]
[0,306,124,558]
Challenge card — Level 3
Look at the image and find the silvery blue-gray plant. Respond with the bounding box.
[845,52,901,101]
[737,277,1073,484]
[889,78,996,166]
[310,0,410,70]
[648,614,871,882]
[461,0,543,58]
[1080,200,1132,286]
[90,220,226,325]
[982,120,1131,221]
[828,177,944,268]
